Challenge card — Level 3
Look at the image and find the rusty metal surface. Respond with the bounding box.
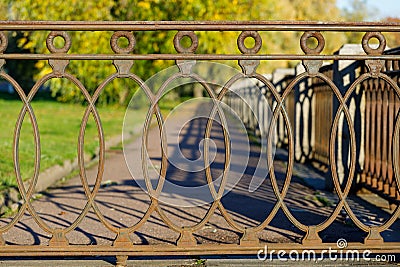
[312,65,334,165]
[1,20,400,31]
[361,46,400,205]
[0,21,399,266]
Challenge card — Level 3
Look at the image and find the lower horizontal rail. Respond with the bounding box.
[0,243,399,256]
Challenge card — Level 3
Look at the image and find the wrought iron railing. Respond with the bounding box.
[0,21,399,266]
[262,45,400,201]
[360,46,400,205]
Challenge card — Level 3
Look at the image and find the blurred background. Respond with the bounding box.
[0,0,399,105]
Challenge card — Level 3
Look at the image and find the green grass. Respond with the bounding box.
[157,95,192,112]
[0,96,129,189]
[0,92,188,190]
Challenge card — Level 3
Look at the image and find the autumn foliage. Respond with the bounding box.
[0,0,398,105]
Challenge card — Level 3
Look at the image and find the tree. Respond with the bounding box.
[5,31,39,94]
[7,0,129,105]
[4,0,353,104]
[341,0,369,43]
[382,17,400,48]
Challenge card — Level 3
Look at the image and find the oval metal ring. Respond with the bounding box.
[173,31,198,53]
[362,32,386,55]
[110,31,136,54]
[46,31,71,53]
[300,31,325,55]
[237,31,262,54]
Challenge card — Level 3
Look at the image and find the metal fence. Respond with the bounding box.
[360,47,400,206]
[0,21,399,266]
[234,41,400,202]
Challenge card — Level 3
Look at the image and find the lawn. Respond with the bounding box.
[0,90,187,190]
[0,95,129,189]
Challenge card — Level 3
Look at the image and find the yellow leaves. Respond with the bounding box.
[8,0,114,21]
[16,37,27,47]
[34,62,52,81]
[138,1,151,9]
[35,60,46,69]
[4,0,357,105]
[153,60,165,68]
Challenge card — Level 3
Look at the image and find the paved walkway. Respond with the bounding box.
[0,101,399,265]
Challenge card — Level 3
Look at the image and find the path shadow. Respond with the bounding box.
[1,102,399,246]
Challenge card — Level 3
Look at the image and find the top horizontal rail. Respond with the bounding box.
[1,20,400,31]
[1,53,400,60]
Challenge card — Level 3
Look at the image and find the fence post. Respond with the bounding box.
[331,44,365,192]
[294,63,309,162]
[271,68,295,148]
